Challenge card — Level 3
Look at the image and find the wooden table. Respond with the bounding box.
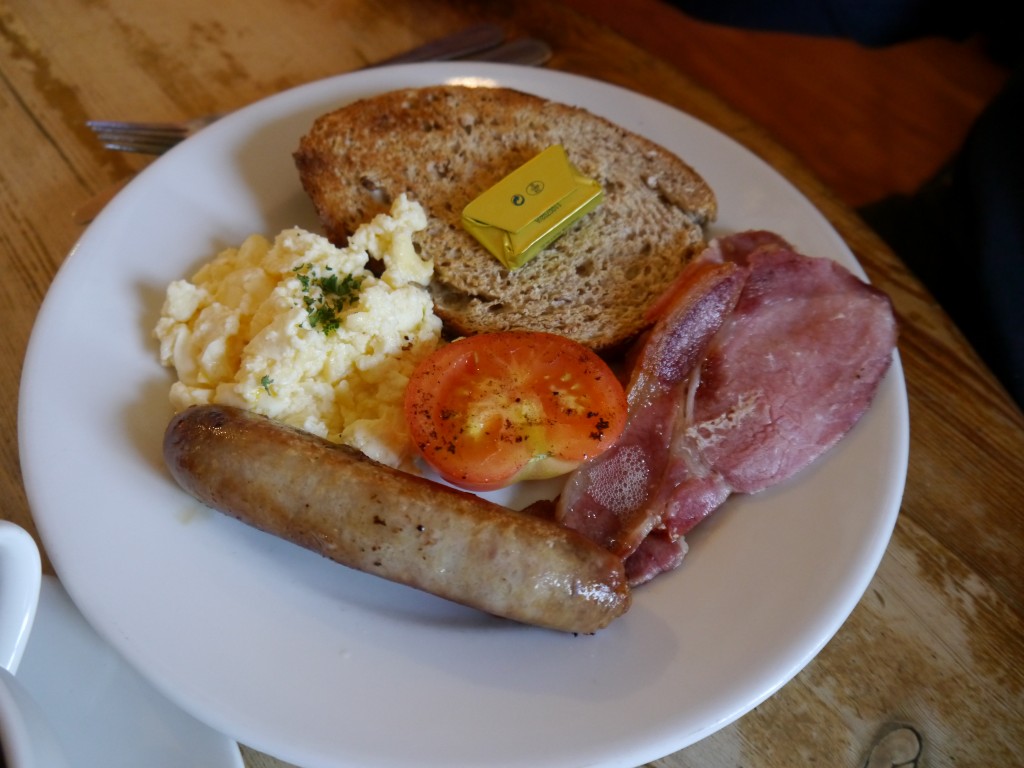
[2,1,1022,766]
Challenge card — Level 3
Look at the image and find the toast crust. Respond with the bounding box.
[295,85,717,351]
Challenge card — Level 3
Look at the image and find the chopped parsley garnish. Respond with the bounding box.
[293,263,363,335]
[260,375,274,395]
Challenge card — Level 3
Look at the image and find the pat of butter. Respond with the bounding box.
[462,145,603,270]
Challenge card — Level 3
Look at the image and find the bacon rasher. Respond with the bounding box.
[556,231,897,585]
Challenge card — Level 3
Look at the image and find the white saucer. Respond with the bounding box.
[14,576,243,768]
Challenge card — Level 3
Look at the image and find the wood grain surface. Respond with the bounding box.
[1,1,1021,767]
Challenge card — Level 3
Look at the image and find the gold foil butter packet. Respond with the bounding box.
[462,145,604,270]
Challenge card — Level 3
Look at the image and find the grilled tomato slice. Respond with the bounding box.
[404,331,627,491]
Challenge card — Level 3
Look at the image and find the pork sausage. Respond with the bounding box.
[163,404,630,633]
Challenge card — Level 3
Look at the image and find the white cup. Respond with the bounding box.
[0,521,40,674]
[0,520,70,768]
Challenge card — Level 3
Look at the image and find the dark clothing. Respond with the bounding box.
[666,0,993,48]
[666,0,1024,406]
[871,66,1024,402]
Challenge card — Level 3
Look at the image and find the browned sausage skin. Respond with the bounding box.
[163,404,630,633]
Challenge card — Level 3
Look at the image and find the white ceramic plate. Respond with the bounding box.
[19,63,909,768]
[16,577,243,768]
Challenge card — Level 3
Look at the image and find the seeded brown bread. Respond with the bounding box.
[294,85,717,352]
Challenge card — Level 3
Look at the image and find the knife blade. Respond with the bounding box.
[372,22,506,66]
[465,37,552,67]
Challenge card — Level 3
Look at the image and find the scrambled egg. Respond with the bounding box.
[154,195,441,468]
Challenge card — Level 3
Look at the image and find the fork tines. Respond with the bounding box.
[85,119,192,154]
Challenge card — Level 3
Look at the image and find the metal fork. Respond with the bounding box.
[86,113,224,154]
[86,31,551,155]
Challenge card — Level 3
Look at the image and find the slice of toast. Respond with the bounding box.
[294,85,716,352]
